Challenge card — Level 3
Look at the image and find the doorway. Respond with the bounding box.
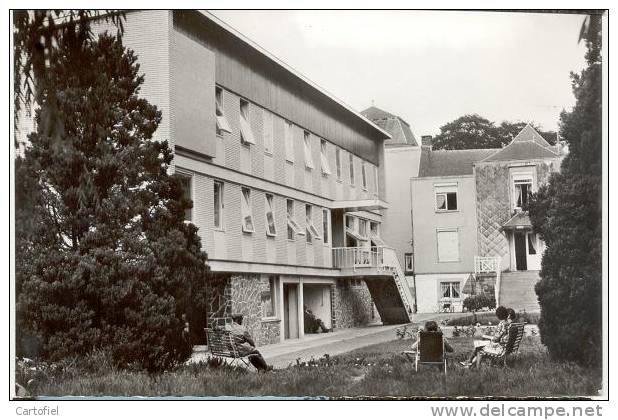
[283,283,299,340]
[514,232,527,271]
[302,284,332,334]
[514,231,541,271]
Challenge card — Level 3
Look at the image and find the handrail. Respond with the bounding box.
[332,246,388,271]
[474,256,502,306]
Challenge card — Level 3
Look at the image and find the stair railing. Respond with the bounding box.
[474,256,502,306]
[380,247,414,320]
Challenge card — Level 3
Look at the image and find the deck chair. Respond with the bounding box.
[477,322,525,368]
[403,331,448,375]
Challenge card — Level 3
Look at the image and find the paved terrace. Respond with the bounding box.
[190,313,454,369]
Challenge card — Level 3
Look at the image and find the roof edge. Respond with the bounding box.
[199,10,392,140]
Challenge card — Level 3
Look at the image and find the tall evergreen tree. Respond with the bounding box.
[16,32,209,371]
[528,14,602,366]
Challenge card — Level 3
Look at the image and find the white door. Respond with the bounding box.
[526,232,541,271]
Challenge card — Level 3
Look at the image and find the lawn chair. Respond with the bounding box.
[476,322,525,368]
[205,327,255,370]
[403,331,448,375]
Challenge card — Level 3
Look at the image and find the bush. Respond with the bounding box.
[528,15,602,367]
[463,294,496,312]
[15,34,208,372]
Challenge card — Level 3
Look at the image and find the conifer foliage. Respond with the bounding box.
[528,14,603,366]
[15,33,209,371]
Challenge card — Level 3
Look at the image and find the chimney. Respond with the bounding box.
[421,135,433,150]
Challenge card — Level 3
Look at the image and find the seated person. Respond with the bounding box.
[409,320,454,353]
[459,306,515,367]
[224,314,272,371]
[303,305,331,333]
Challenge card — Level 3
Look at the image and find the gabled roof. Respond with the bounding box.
[501,212,532,230]
[361,106,418,146]
[482,124,558,163]
[418,148,499,177]
[511,124,552,147]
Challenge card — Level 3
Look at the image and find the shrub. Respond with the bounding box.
[528,15,602,367]
[15,34,208,372]
[463,294,496,312]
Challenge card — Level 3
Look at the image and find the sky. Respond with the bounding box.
[210,10,588,137]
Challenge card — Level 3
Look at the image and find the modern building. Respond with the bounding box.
[365,104,564,314]
[63,10,414,345]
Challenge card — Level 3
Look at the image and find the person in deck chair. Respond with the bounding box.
[409,320,454,353]
[303,305,331,333]
[225,314,273,371]
[459,306,515,368]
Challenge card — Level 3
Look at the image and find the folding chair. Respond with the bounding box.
[403,331,448,375]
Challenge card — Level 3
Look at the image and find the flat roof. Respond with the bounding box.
[200,10,392,140]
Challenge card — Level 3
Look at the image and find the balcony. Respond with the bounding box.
[332,246,387,272]
[332,246,406,276]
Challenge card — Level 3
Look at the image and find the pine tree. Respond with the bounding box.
[528,14,602,366]
[16,33,209,371]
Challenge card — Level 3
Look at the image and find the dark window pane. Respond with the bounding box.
[447,192,457,210]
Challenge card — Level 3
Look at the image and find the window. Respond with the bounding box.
[265,194,277,236]
[286,199,302,240]
[304,131,314,169]
[358,219,367,237]
[335,148,342,180]
[435,183,458,211]
[241,187,254,233]
[239,99,256,145]
[263,110,274,154]
[361,161,368,190]
[215,87,231,136]
[320,139,331,175]
[513,177,533,210]
[285,122,294,163]
[369,221,384,246]
[322,208,330,244]
[440,281,461,299]
[261,276,278,318]
[346,215,355,229]
[437,229,459,262]
[305,204,321,243]
[216,88,231,136]
[404,253,414,273]
[349,153,355,185]
[178,174,192,222]
[528,233,537,255]
[374,165,379,194]
[213,181,224,229]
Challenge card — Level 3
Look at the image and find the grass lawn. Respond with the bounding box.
[26,335,601,399]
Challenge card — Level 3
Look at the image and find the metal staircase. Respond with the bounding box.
[381,247,414,322]
[331,245,415,324]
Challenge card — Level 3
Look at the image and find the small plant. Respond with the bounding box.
[395,325,416,340]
